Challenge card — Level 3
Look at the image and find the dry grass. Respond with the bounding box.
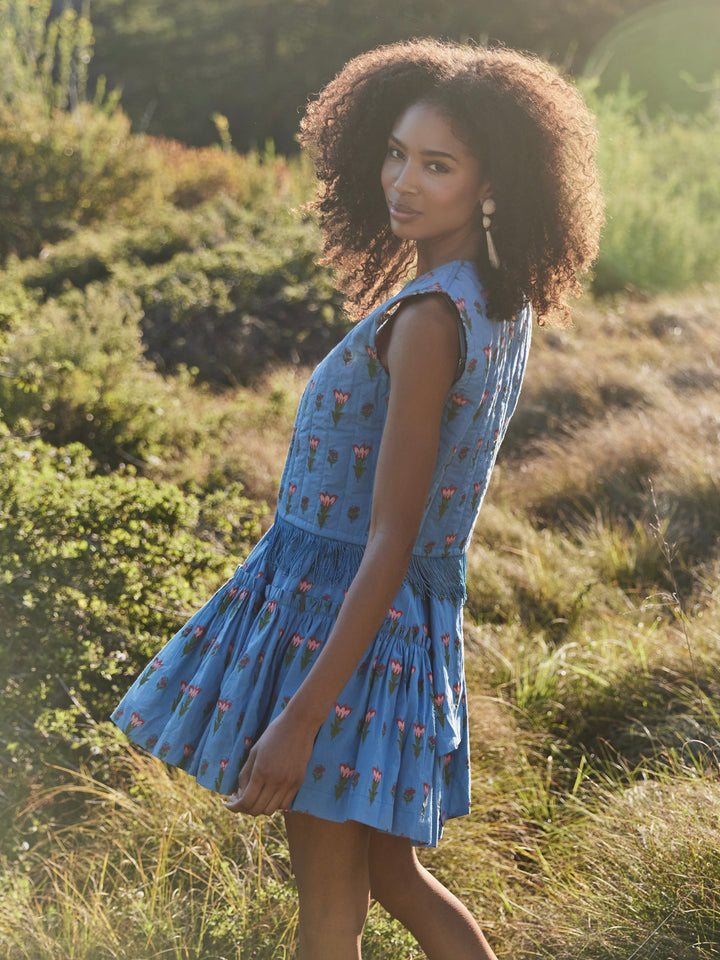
[4,287,720,959]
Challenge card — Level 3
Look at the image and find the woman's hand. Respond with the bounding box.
[224,709,318,816]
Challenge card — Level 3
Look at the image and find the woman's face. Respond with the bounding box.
[381,101,489,270]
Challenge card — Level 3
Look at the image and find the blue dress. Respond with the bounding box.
[111,259,531,846]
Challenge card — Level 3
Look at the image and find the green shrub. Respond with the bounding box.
[590,84,720,295]
[0,98,163,262]
[0,280,189,466]
[0,428,265,774]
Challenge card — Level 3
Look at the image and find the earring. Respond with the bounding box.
[481,198,500,269]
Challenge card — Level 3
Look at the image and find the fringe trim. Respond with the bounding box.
[266,515,466,602]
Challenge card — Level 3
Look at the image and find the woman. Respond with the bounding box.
[112,39,603,959]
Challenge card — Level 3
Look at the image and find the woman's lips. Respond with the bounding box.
[388,202,421,222]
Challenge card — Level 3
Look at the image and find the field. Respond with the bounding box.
[1,4,719,957]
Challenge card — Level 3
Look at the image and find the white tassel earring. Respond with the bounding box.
[481,198,500,269]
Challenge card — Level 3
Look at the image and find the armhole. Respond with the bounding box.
[375,291,467,383]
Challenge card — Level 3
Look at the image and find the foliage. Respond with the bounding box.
[85,0,659,150]
[0,428,265,778]
[0,96,163,262]
[589,83,720,294]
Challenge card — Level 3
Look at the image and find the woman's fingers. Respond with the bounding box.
[225,755,302,816]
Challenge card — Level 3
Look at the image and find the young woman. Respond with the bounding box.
[112,39,603,960]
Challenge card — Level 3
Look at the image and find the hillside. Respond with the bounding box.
[2,285,718,960]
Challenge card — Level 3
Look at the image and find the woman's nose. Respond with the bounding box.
[393,161,418,193]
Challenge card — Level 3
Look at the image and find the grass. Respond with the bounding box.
[2,285,720,957]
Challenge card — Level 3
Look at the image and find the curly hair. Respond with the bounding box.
[298,39,603,326]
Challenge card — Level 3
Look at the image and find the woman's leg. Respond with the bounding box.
[284,811,372,960]
[368,831,500,960]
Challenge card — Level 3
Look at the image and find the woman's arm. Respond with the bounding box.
[227,294,461,816]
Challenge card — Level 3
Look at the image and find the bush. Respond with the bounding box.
[590,84,720,295]
[0,428,265,774]
[0,280,190,466]
[0,97,164,262]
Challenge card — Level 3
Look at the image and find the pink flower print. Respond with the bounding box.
[158,741,171,759]
[178,743,195,770]
[387,606,403,637]
[454,297,466,315]
[138,655,164,686]
[347,504,360,523]
[307,434,320,471]
[218,584,240,615]
[371,657,386,684]
[388,658,403,694]
[315,392,324,410]
[467,357,478,373]
[491,428,500,454]
[428,280,442,290]
[482,344,492,366]
[433,693,446,728]
[156,676,167,690]
[441,633,451,666]
[458,445,470,461]
[361,402,374,420]
[402,787,416,804]
[473,389,492,424]
[421,780,431,815]
[343,347,353,365]
[331,389,351,424]
[335,762,356,800]
[214,757,230,791]
[396,718,405,751]
[295,577,313,612]
[284,632,304,668]
[369,766,382,804]
[317,490,338,528]
[213,697,232,733]
[285,482,297,513]
[365,345,378,378]
[200,760,209,777]
[258,600,278,632]
[442,533,457,557]
[330,702,353,739]
[301,495,309,512]
[443,752,453,786]
[327,448,338,467]
[300,634,322,670]
[312,764,326,782]
[352,442,372,480]
[252,651,265,686]
[412,723,425,759]
[170,680,188,712]
[438,485,457,519]
[359,708,377,743]
[178,684,201,717]
[423,541,435,556]
[182,624,206,655]
[447,393,469,422]
[471,480,484,511]
[453,682,462,702]
[428,735,436,753]
[236,656,251,673]
[123,711,145,735]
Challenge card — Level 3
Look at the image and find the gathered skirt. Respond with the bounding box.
[111,522,471,846]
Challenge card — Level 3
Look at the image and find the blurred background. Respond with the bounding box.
[1,3,719,959]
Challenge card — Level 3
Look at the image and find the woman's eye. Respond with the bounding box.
[387,146,404,160]
[428,161,449,173]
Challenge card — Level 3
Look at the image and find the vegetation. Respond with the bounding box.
[1,3,719,958]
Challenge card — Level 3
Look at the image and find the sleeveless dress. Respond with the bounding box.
[111,259,532,846]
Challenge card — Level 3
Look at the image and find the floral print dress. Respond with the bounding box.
[111,259,532,846]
